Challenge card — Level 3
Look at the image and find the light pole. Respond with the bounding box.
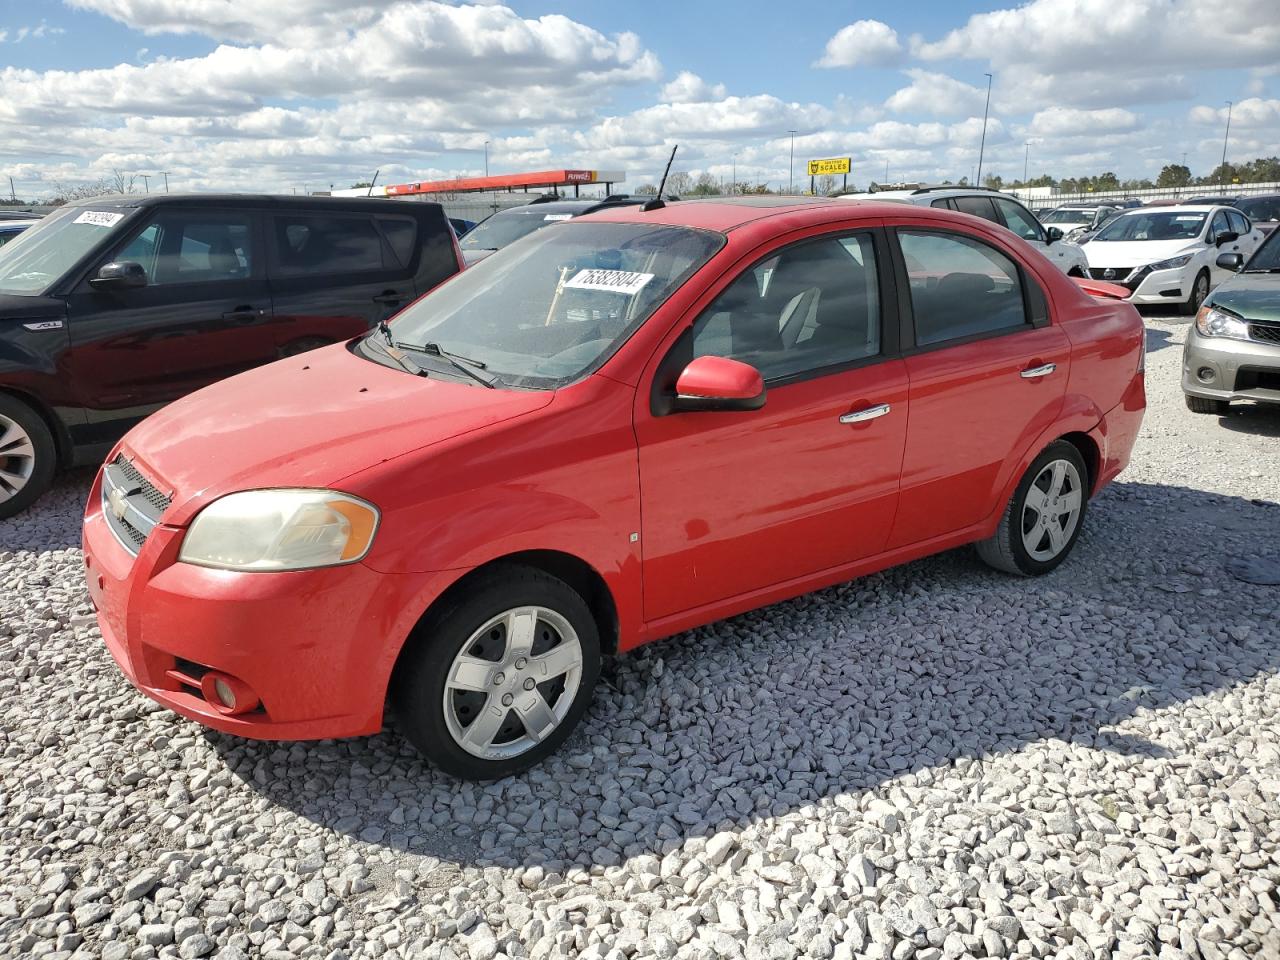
[140,174,150,194]
[787,130,797,194]
[160,171,170,193]
[976,72,993,186]
[1023,140,1031,185]
[484,140,490,178]
[1220,101,1233,186]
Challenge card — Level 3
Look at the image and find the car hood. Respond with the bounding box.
[119,341,554,525]
[1084,240,1201,267]
[0,292,67,321]
[1207,272,1280,322]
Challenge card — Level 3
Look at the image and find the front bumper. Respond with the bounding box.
[1182,326,1280,405]
[83,468,445,740]
[1116,265,1193,305]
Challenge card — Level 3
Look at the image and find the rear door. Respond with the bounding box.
[266,210,416,353]
[63,205,272,445]
[886,224,1070,548]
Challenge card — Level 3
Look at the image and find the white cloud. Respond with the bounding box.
[814,20,903,69]
[1029,107,1141,138]
[1191,98,1280,129]
[884,70,987,118]
[660,71,727,104]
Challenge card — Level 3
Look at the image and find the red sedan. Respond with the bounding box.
[82,197,1146,780]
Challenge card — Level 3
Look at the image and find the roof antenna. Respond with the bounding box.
[366,170,380,197]
[642,144,678,211]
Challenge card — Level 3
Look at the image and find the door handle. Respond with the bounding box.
[1020,363,1057,379]
[373,290,404,305]
[839,403,891,424]
[221,306,264,321]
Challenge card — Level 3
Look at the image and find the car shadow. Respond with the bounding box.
[1144,326,1176,353]
[1216,403,1280,438]
[203,479,1280,873]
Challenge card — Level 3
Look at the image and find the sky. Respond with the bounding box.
[1,0,1279,198]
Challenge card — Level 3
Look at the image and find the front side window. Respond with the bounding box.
[272,215,385,276]
[953,196,1000,224]
[1244,230,1280,271]
[898,230,1029,346]
[375,221,723,389]
[0,205,137,296]
[1209,211,1232,243]
[689,234,882,382]
[112,211,254,285]
[993,198,1043,242]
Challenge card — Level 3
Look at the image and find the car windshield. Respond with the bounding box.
[1245,230,1280,271]
[458,210,567,252]
[1093,211,1207,242]
[373,221,723,389]
[1042,209,1092,225]
[1236,197,1280,223]
[0,205,132,295]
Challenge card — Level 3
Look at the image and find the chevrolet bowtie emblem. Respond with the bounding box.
[107,486,128,520]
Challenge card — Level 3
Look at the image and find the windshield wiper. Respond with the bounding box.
[394,340,499,388]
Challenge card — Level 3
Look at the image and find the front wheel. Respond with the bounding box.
[1179,269,1209,316]
[977,441,1089,576]
[391,565,601,780]
[1185,395,1229,416]
[0,394,56,521]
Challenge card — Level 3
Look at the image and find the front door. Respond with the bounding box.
[63,207,273,447]
[636,229,909,622]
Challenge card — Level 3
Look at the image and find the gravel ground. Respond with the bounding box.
[2,313,1279,960]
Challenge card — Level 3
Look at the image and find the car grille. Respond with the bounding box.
[101,455,171,556]
[1248,321,1280,346]
[1088,267,1134,281]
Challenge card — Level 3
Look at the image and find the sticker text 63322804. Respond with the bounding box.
[563,269,655,296]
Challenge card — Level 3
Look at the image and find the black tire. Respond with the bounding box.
[279,337,332,358]
[1185,395,1229,416]
[0,394,56,521]
[1179,269,1209,316]
[976,440,1089,577]
[391,564,601,780]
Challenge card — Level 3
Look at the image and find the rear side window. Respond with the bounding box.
[898,230,1029,347]
[993,198,1043,242]
[930,198,955,210]
[116,212,254,286]
[272,214,387,276]
[952,196,1000,224]
[377,217,418,269]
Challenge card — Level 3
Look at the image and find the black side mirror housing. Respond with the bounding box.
[90,261,148,290]
[1214,230,1239,247]
[1216,252,1245,272]
[1045,226,1063,244]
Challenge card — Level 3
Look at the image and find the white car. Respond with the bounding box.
[837,186,1090,277]
[1082,205,1265,314]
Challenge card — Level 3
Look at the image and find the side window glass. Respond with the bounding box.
[120,213,254,286]
[930,198,954,210]
[377,217,418,269]
[1210,212,1230,241]
[273,215,387,276]
[993,199,1042,242]
[898,230,1029,346]
[690,234,881,382]
[953,196,1000,223]
[1227,210,1249,236]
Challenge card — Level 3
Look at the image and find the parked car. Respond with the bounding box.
[1232,194,1280,236]
[1182,195,1239,206]
[457,195,650,265]
[838,186,1090,277]
[0,193,460,518]
[1182,228,1280,415]
[0,219,37,248]
[1081,205,1265,314]
[1041,204,1121,243]
[448,217,477,238]
[82,196,1146,779]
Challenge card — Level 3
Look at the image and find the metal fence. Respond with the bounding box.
[1012,182,1280,205]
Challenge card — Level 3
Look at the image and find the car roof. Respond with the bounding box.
[63,193,446,213]
[489,197,645,217]
[572,195,949,232]
[0,219,37,228]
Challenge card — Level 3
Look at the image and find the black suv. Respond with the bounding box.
[457,195,652,265]
[0,193,461,518]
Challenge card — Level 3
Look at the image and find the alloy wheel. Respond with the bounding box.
[1020,459,1083,562]
[442,606,584,760]
[0,415,36,504]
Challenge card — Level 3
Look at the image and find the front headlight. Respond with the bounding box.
[179,489,380,571]
[1149,254,1194,271]
[1195,304,1250,341]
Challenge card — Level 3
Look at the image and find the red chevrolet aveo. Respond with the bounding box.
[83,198,1145,780]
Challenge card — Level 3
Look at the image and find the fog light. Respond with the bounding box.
[1197,367,1216,383]
[200,671,260,716]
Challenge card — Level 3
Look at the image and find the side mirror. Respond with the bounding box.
[90,261,148,290]
[1045,226,1064,244]
[673,356,765,412]
[1216,252,1245,272]
[1215,230,1239,247]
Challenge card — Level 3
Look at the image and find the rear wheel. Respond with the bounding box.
[1185,395,1229,416]
[977,441,1088,576]
[391,565,601,780]
[0,394,56,521]
[1179,269,1209,316]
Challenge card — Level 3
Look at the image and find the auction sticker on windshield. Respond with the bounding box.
[74,211,125,228]
[543,214,574,222]
[564,269,654,295]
